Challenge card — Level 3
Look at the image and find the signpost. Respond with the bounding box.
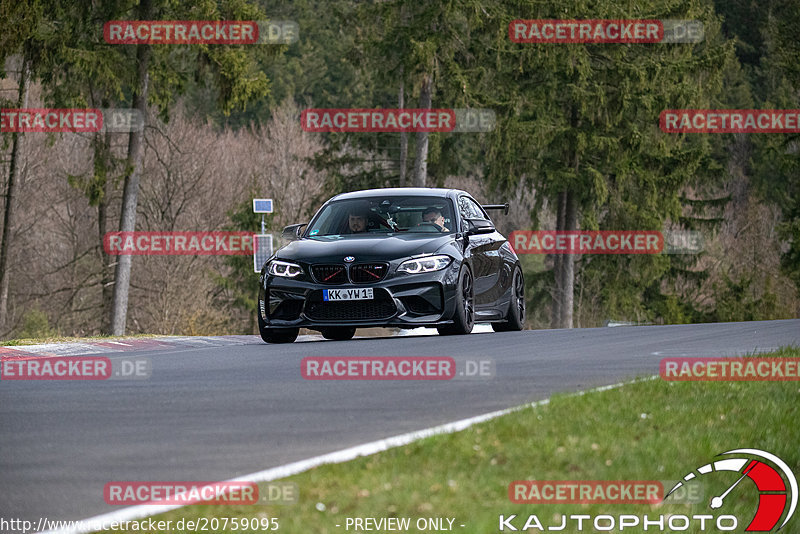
[253,198,274,272]
[253,234,273,273]
[252,199,273,215]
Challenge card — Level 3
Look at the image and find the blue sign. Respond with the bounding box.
[253,198,273,213]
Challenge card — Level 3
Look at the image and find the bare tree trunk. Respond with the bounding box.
[560,110,580,329]
[398,78,408,187]
[0,54,31,331]
[560,190,577,328]
[94,131,115,333]
[110,0,152,335]
[553,106,581,329]
[550,191,566,328]
[412,73,432,187]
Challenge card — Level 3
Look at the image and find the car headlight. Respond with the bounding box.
[268,260,303,278]
[397,254,452,274]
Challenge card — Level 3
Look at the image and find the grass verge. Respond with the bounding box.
[100,348,799,533]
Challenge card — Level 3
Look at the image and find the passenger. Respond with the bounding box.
[420,207,449,232]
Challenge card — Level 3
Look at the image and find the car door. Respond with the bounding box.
[458,195,500,308]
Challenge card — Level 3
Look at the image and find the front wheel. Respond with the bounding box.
[492,266,525,332]
[437,266,475,336]
[258,312,299,344]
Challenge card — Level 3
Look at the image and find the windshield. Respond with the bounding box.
[305,196,455,237]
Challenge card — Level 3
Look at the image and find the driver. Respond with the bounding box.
[348,207,369,233]
[420,207,449,232]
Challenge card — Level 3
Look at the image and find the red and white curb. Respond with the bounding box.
[0,336,259,360]
[0,325,498,361]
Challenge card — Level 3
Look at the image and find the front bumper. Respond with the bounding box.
[258,262,461,329]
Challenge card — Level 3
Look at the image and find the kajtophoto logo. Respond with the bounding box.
[498,449,796,531]
[665,449,797,532]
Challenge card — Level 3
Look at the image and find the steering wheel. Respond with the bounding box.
[416,222,445,232]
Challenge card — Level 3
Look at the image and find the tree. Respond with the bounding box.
[309,0,489,192]
[752,0,800,297]
[3,0,275,335]
[0,53,30,332]
[110,0,153,335]
[0,0,41,332]
[475,0,734,327]
[98,0,272,334]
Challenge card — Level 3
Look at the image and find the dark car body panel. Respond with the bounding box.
[257,188,520,331]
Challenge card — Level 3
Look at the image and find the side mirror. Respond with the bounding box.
[281,223,307,241]
[465,218,495,235]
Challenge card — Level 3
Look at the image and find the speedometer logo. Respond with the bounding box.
[666,449,797,531]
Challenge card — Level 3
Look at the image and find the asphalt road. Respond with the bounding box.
[1,319,798,524]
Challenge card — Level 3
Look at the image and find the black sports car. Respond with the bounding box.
[257,187,525,343]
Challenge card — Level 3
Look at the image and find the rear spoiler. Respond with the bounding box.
[482,203,509,215]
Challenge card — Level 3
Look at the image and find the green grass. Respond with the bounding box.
[100,348,800,533]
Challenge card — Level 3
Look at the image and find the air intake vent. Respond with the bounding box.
[350,263,388,283]
[311,264,348,284]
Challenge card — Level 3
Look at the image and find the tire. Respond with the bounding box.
[258,312,299,344]
[437,266,475,336]
[320,327,356,341]
[492,266,525,332]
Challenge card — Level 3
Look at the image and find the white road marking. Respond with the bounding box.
[42,376,657,534]
[397,324,494,336]
[650,346,781,357]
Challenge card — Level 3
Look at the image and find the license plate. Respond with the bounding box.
[323,288,374,301]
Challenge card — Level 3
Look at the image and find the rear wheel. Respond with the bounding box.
[492,266,525,332]
[437,266,475,336]
[320,327,356,341]
[258,312,299,344]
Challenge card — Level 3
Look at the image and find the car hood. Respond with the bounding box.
[276,233,454,263]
